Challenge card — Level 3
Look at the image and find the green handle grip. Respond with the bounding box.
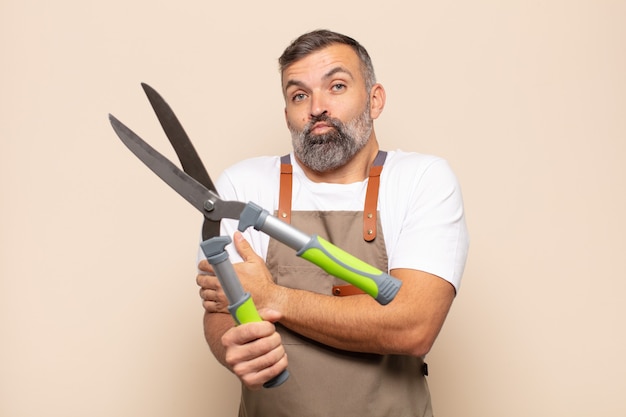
[298,235,402,305]
[229,293,262,324]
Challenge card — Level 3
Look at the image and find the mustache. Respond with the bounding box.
[304,113,343,136]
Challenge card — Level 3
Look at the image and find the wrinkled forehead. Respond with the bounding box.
[281,44,364,90]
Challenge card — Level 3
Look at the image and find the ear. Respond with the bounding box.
[369,83,386,119]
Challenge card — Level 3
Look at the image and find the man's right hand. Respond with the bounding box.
[221,308,288,390]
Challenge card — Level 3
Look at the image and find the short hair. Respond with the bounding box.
[278,29,377,92]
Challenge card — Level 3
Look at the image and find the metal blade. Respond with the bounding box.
[140,83,221,240]
[141,83,216,191]
[109,114,246,222]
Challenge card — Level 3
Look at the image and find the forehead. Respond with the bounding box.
[281,44,363,89]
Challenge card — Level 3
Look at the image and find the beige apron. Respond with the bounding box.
[239,152,432,417]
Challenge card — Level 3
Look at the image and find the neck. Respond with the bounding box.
[296,134,380,184]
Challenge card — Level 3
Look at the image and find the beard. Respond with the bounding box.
[289,101,373,173]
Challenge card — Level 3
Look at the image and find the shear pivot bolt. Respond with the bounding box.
[203,200,215,211]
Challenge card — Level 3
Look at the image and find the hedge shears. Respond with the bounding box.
[108,84,402,385]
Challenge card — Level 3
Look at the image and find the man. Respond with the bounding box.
[197,29,469,417]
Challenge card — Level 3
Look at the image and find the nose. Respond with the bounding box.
[309,93,328,118]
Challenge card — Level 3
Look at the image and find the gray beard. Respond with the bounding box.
[289,105,373,173]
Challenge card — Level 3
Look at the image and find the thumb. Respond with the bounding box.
[233,231,260,262]
[258,308,283,323]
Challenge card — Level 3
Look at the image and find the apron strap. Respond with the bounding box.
[278,151,387,242]
[363,150,387,241]
[278,154,293,223]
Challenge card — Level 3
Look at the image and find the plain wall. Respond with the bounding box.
[2,1,625,416]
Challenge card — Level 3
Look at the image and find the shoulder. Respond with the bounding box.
[222,155,281,181]
[379,150,468,291]
[384,149,448,169]
[218,155,282,188]
[216,155,282,205]
[382,150,459,190]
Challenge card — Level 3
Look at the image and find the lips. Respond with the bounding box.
[307,118,340,135]
[310,122,332,133]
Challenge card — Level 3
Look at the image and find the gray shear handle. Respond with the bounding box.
[200,237,289,388]
[237,203,402,305]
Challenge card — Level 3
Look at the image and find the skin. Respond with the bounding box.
[197,44,456,390]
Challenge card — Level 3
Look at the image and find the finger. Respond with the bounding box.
[233,231,260,262]
[199,286,227,303]
[199,287,217,301]
[198,281,230,313]
[225,326,284,368]
[197,259,212,272]
[196,273,219,289]
[236,344,288,391]
[202,299,228,314]
[223,320,276,347]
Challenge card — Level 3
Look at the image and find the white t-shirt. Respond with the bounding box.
[207,150,469,292]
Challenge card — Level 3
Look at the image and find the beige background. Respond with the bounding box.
[2,1,625,416]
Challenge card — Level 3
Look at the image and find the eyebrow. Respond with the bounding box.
[324,66,354,81]
[284,66,355,92]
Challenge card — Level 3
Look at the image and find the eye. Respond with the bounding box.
[331,83,346,92]
[292,92,308,103]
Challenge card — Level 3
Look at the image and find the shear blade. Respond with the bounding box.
[109,114,246,223]
[141,83,216,192]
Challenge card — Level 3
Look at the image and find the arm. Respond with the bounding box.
[202,310,233,368]
[274,269,453,357]
[222,232,455,357]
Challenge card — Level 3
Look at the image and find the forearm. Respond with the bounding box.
[277,290,404,354]
[269,269,455,357]
[219,233,455,358]
[203,311,235,368]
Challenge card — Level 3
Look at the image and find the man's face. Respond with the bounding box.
[282,44,374,172]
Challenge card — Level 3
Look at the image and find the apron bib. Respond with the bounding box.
[239,153,432,417]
